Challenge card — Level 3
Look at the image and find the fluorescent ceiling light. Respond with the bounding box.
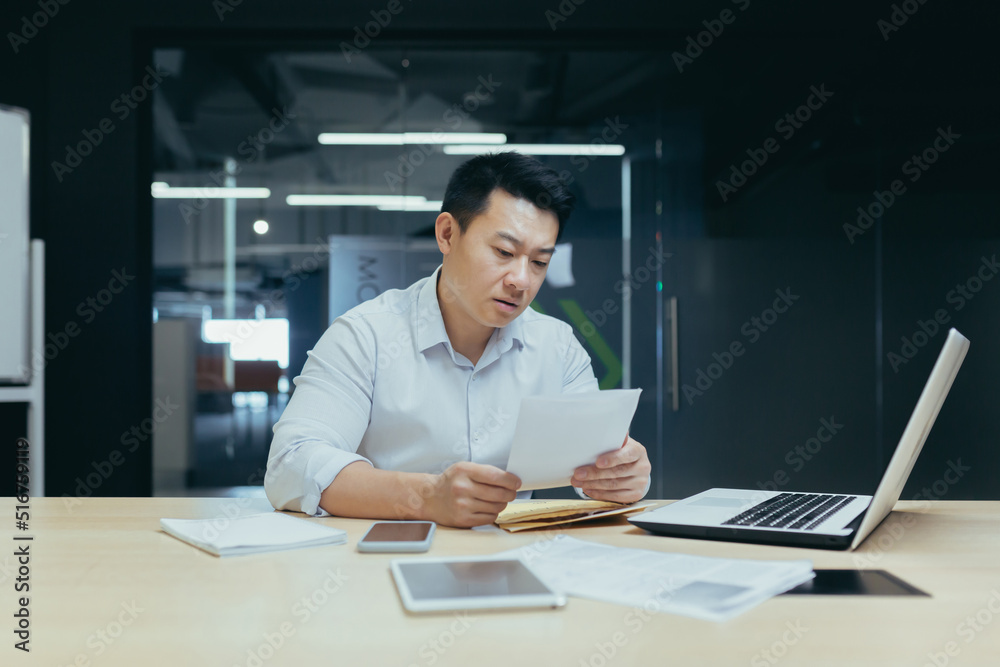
[287,194,432,207]
[443,143,625,156]
[376,200,443,212]
[318,132,506,145]
[152,183,271,199]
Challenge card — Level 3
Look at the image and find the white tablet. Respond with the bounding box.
[390,555,567,613]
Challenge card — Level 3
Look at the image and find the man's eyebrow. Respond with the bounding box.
[495,231,556,255]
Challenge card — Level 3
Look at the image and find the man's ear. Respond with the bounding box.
[435,212,459,256]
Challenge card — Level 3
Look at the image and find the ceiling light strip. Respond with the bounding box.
[152,185,271,199]
[318,132,507,145]
[286,194,430,206]
[443,143,625,156]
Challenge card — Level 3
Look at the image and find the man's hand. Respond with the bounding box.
[425,462,521,528]
[571,435,651,504]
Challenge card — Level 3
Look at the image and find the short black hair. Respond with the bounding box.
[441,151,575,241]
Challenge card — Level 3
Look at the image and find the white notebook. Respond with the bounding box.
[160,512,347,557]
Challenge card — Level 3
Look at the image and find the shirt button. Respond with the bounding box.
[473,430,483,442]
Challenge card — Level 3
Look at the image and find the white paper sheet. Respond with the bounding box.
[505,389,642,490]
[499,536,814,622]
[544,242,575,288]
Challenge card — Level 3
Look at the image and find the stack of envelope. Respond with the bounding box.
[495,499,655,532]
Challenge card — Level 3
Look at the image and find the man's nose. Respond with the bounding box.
[505,259,530,290]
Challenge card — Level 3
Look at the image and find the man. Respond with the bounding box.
[265,151,650,527]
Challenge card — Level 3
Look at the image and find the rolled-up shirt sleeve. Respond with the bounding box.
[560,325,599,394]
[265,315,376,516]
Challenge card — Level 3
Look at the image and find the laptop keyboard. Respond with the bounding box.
[722,493,853,531]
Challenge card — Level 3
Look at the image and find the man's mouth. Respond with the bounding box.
[494,298,519,311]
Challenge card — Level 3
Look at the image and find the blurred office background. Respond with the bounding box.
[0,0,997,501]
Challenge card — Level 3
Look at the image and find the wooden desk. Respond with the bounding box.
[7,498,1000,666]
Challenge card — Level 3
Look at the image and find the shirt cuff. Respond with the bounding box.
[301,454,371,517]
[265,443,371,517]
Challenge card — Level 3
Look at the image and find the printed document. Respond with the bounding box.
[505,389,642,490]
[499,535,813,621]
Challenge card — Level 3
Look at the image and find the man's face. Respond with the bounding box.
[437,188,559,334]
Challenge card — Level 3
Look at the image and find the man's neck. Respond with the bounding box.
[436,275,493,366]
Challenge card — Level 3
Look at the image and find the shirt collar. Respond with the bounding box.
[414,266,451,353]
[413,266,528,355]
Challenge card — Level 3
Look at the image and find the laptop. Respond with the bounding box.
[629,328,970,550]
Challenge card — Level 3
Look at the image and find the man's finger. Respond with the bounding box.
[471,483,519,504]
[465,498,509,516]
[465,463,522,490]
[583,487,641,504]
[580,475,642,491]
[595,442,641,469]
[471,511,506,526]
[577,461,636,480]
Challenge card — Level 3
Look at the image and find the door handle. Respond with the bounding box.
[667,296,678,411]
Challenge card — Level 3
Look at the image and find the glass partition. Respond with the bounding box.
[151,46,667,495]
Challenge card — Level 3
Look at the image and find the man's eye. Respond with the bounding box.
[496,248,513,258]
[533,261,548,268]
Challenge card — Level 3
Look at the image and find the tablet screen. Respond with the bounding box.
[391,557,566,612]
[400,559,551,599]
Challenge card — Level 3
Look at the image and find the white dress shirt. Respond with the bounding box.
[265,266,600,516]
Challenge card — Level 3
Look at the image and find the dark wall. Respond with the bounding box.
[0,0,996,498]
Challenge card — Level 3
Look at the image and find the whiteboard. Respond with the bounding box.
[0,106,30,383]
